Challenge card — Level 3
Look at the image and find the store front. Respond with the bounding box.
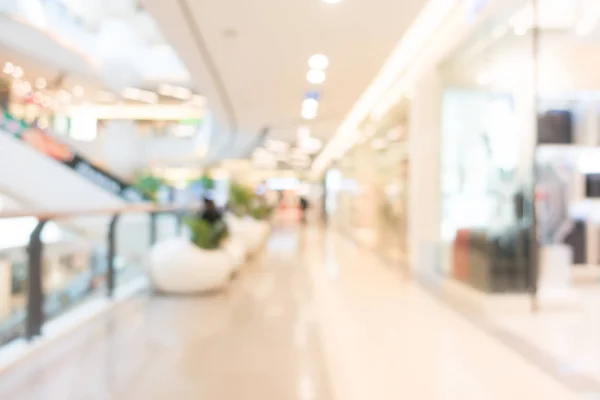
[433,0,600,298]
[334,101,410,269]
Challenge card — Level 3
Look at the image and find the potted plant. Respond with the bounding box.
[149,218,233,294]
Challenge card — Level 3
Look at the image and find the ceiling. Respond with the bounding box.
[140,0,428,159]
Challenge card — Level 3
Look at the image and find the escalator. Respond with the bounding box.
[0,110,148,211]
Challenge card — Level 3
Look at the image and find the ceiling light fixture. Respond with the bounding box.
[302,107,318,120]
[309,54,329,70]
[12,66,23,78]
[312,0,460,175]
[3,62,14,75]
[322,0,343,4]
[307,69,326,85]
[302,98,319,112]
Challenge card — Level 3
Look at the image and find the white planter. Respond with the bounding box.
[223,237,247,271]
[149,238,232,294]
[225,214,271,255]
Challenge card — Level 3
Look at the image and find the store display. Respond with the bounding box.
[538,110,573,144]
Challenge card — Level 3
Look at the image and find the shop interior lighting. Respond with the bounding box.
[302,97,319,120]
[21,81,32,94]
[58,89,72,103]
[309,54,329,70]
[3,62,14,75]
[35,77,46,89]
[307,69,326,85]
[322,0,343,4]
[311,0,460,175]
[302,107,318,120]
[41,96,53,108]
[12,66,23,79]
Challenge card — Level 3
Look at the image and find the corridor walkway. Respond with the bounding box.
[0,227,579,399]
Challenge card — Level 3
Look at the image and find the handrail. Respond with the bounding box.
[0,202,199,344]
[0,203,200,220]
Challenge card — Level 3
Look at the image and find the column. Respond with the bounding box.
[408,68,443,277]
[0,260,12,319]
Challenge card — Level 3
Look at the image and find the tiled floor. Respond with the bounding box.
[0,226,581,399]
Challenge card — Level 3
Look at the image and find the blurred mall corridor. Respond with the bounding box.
[0,227,578,400]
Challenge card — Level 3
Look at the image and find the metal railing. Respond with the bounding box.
[0,203,196,346]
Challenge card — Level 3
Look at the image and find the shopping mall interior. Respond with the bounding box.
[1,0,600,398]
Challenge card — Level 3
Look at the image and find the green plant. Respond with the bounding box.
[250,203,274,220]
[185,218,229,250]
[229,183,254,216]
[134,174,166,201]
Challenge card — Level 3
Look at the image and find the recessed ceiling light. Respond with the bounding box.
[302,107,317,120]
[309,54,329,70]
[302,98,319,112]
[307,69,326,85]
[323,0,343,4]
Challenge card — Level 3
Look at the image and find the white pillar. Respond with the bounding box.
[0,260,12,319]
[408,68,442,276]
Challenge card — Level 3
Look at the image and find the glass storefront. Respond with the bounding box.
[438,0,537,293]
[335,100,410,269]
[437,0,600,295]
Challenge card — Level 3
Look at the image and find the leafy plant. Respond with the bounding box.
[229,183,254,216]
[250,203,274,220]
[185,218,229,250]
[134,174,166,201]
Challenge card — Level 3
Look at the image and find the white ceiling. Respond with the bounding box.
[140,0,428,157]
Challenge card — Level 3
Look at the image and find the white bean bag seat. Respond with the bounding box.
[149,238,232,294]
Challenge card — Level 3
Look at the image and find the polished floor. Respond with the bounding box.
[0,226,581,399]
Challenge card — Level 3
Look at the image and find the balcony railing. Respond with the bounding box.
[0,203,197,347]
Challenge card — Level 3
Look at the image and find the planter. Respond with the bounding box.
[224,213,272,255]
[149,238,232,294]
[223,237,247,272]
